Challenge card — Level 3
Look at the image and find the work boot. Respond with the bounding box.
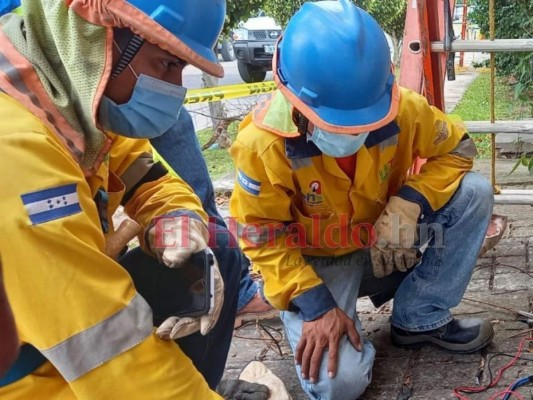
[391,318,494,353]
[234,292,278,329]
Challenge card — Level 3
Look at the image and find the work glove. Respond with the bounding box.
[216,379,271,400]
[371,196,421,278]
[239,361,291,400]
[156,249,224,339]
[148,214,209,268]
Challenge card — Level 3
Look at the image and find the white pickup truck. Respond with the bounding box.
[232,15,282,83]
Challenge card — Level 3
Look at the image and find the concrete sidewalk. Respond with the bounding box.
[218,64,533,399]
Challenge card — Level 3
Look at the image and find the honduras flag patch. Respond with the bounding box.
[237,169,261,196]
[21,184,81,225]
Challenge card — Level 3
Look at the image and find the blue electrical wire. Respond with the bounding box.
[501,375,533,400]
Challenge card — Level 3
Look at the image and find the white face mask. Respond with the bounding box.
[307,126,369,157]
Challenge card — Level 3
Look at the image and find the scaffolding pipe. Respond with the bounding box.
[431,39,533,52]
[494,194,533,205]
[463,121,533,134]
[499,190,533,195]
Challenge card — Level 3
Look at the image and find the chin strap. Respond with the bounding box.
[110,29,144,80]
[294,110,309,136]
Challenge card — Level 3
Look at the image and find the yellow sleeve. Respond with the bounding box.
[107,134,207,231]
[397,92,476,216]
[0,128,218,399]
[230,138,337,321]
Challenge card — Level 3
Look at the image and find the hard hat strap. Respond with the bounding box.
[110,34,144,80]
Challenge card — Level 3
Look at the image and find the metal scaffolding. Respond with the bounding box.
[399,0,532,206]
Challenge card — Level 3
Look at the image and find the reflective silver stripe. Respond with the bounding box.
[291,158,312,170]
[42,293,153,382]
[237,222,286,245]
[379,135,399,150]
[451,138,478,159]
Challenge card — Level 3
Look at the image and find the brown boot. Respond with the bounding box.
[234,292,278,328]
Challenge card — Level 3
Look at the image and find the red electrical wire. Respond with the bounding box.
[453,337,533,400]
[488,390,525,400]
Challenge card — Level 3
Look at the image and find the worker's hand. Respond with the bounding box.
[371,196,421,278]
[295,307,361,383]
[148,215,209,268]
[156,250,224,339]
[216,379,270,400]
[105,219,141,259]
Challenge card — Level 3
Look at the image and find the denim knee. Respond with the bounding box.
[308,361,373,400]
[460,172,494,216]
[303,341,374,400]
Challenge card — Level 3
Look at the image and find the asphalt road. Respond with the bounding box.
[182,59,274,89]
[182,58,274,131]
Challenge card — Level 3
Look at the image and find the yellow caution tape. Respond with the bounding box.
[184,81,277,105]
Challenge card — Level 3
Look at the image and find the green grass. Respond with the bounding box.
[452,71,530,158]
[197,121,239,179]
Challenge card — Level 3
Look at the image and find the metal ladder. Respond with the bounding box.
[399,0,533,205]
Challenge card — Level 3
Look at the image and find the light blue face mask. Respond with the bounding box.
[98,74,187,139]
[308,126,369,157]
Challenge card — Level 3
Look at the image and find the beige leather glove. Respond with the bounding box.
[371,196,421,278]
[156,249,224,339]
[238,361,291,400]
[148,215,209,268]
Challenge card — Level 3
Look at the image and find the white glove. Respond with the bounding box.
[156,250,225,339]
[371,196,421,278]
[148,215,209,268]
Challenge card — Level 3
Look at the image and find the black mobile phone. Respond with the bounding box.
[151,249,214,325]
[173,249,214,318]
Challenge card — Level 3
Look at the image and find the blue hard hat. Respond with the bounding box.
[69,0,226,76]
[120,0,226,77]
[273,0,399,134]
[126,0,224,66]
[0,0,20,16]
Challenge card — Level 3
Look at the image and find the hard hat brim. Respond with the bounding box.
[111,3,224,78]
[274,50,399,135]
[71,1,224,78]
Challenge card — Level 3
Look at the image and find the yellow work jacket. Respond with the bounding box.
[230,88,477,321]
[0,92,220,399]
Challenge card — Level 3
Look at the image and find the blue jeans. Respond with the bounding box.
[119,222,241,389]
[281,172,493,400]
[150,109,257,311]
[391,172,493,331]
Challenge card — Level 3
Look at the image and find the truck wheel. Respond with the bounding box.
[238,61,267,83]
[220,39,235,62]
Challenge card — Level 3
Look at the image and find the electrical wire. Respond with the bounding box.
[501,376,533,400]
[453,337,533,399]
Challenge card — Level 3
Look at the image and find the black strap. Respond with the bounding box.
[121,161,168,205]
[110,34,144,80]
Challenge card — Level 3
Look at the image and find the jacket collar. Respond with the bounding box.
[284,121,400,159]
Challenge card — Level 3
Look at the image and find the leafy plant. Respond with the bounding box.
[471,59,490,69]
[224,0,263,33]
[469,0,533,172]
[263,0,406,65]
[509,154,533,176]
